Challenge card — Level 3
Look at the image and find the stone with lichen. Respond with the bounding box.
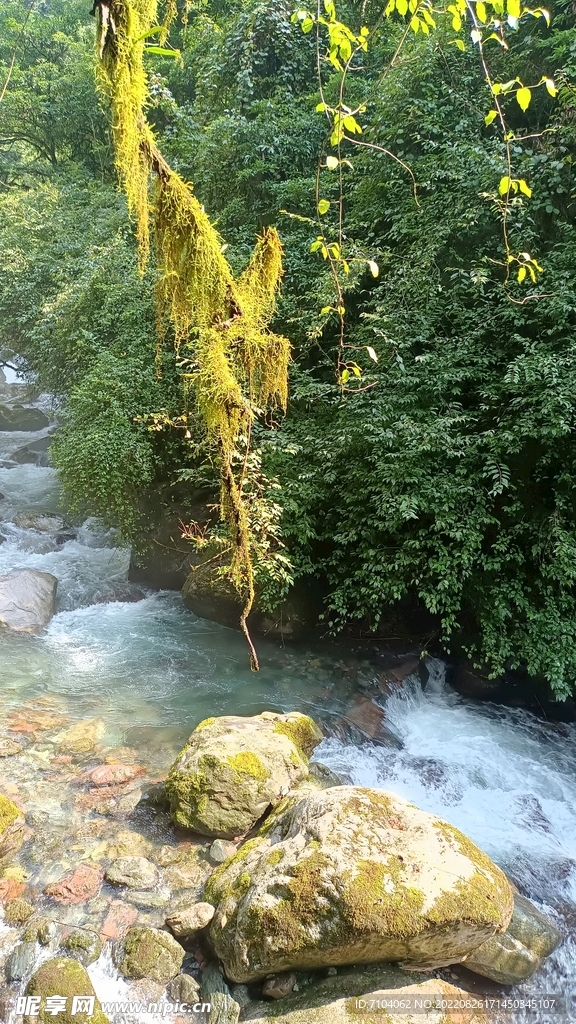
[165,712,323,838]
[463,893,562,984]
[116,926,184,984]
[0,792,25,867]
[206,785,514,983]
[25,958,109,1023]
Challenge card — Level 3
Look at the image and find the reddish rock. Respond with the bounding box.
[0,878,26,903]
[88,764,145,787]
[44,863,103,904]
[100,899,138,941]
[8,722,37,734]
[52,755,73,765]
[343,695,388,739]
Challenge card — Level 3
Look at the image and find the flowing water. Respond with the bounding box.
[0,373,575,1023]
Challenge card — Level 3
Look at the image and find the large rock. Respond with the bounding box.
[0,404,49,431]
[105,856,159,890]
[25,957,109,1023]
[13,512,64,533]
[165,712,323,838]
[464,893,562,984]
[116,926,184,984]
[206,786,513,982]
[0,792,25,867]
[242,962,489,1024]
[0,569,57,631]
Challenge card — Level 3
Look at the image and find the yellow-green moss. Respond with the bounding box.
[273,716,322,758]
[25,957,109,1024]
[266,847,285,867]
[342,858,425,939]
[0,793,20,833]
[228,751,270,782]
[432,821,513,927]
[195,717,216,731]
[4,897,34,925]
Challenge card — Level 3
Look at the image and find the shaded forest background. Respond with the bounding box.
[1,0,576,692]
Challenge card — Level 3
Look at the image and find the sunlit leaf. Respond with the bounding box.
[516,86,531,112]
[326,155,339,170]
[518,179,532,197]
[368,260,379,277]
[366,346,379,362]
[545,78,557,97]
[517,266,527,282]
[484,109,498,126]
[476,1,488,22]
[499,175,511,194]
[318,199,330,214]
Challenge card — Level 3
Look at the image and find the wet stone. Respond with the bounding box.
[44,864,103,905]
[124,890,170,910]
[262,972,298,1000]
[0,739,23,757]
[168,972,201,1004]
[4,896,35,925]
[61,928,102,966]
[100,899,138,941]
[7,940,37,982]
[105,856,159,890]
[166,901,215,938]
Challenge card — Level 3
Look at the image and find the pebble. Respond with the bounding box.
[262,972,298,1000]
[124,890,170,909]
[100,899,138,941]
[44,863,103,904]
[0,739,23,757]
[165,901,215,937]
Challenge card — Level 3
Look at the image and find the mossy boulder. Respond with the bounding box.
[0,792,25,867]
[25,957,109,1023]
[165,712,323,838]
[463,893,562,984]
[207,786,513,983]
[61,928,103,966]
[116,926,184,984]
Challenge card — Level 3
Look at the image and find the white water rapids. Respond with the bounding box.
[0,372,575,1022]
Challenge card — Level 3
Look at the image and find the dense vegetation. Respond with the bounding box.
[1,0,576,692]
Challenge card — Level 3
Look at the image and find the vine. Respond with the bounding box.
[94,0,290,668]
[291,0,556,386]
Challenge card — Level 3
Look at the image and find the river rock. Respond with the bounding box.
[7,940,38,982]
[262,972,297,999]
[165,712,323,838]
[464,893,562,984]
[0,569,57,632]
[242,963,489,1024]
[0,793,25,867]
[209,839,237,864]
[116,926,185,984]
[168,973,201,1003]
[206,786,513,982]
[0,404,49,431]
[13,512,64,533]
[44,863,103,904]
[25,957,109,1023]
[105,856,159,889]
[55,718,106,754]
[4,896,35,925]
[100,899,138,941]
[61,928,102,966]
[0,738,23,757]
[87,763,145,787]
[166,901,215,937]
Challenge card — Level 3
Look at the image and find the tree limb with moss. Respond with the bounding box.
[94,0,290,668]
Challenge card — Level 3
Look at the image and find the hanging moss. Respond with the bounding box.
[94,0,290,667]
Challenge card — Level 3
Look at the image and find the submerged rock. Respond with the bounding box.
[61,928,102,966]
[116,925,185,984]
[105,856,159,890]
[44,863,103,905]
[0,569,57,631]
[7,940,38,982]
[25,957,109,1023]
[4,896,35,925]
[55,718,106,754]
[13,512,64,533]
[206,786,513,983]
[464,893,562,984]
[0,792,25,867]
[165,712,323,838]
[0,739,23,757]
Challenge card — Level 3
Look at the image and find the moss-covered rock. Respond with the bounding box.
[165,712,323,838]
[4,895,35,924]
[116,926,184,984]
[207,786,513,983]
[61,928,103,966]
[25,957,109,1023]
[463,893,562,984]
[0,792,25,867]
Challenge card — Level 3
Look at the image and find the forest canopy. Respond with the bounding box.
[1,0,576,693]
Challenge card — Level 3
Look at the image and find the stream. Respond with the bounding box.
[0,371,575,1023]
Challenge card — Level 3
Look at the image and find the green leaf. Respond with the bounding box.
[451,38,466,50]
[484,109,498,126]
[499,175,511,195]
[144,45,181,59]
[343,115,362,134]
[316,102,327,112]
[325,155,339,170]
[518,179,532,197]
[318,199,330,214]
[516,86,531,112]
[301,17,314,32]
[341,369,350,384]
